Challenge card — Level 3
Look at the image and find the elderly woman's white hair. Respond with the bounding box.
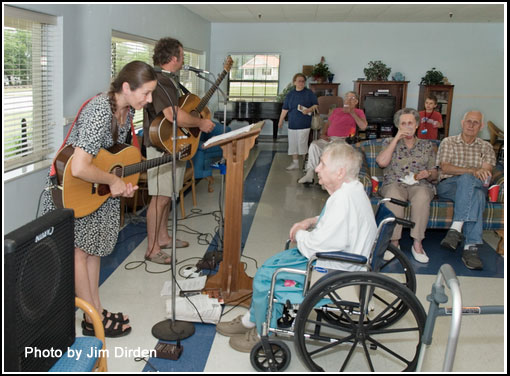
[322,142,362,181]
[393,108,420,128]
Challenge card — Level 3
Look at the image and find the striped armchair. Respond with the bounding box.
[354,139,504,248]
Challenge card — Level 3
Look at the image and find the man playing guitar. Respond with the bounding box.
[143,37,214,264]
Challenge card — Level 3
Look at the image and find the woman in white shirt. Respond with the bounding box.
[216,142,377,353]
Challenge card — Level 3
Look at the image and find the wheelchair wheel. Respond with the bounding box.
[294,272,426,372]
[375,243,417,293]
[321,244,417,330]
[250,339,291,372]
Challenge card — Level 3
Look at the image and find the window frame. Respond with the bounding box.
[3,6,58,172]
[227,53,280,102]
[110,32,206,128]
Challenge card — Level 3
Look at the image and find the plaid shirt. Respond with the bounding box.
[437,134,496,180]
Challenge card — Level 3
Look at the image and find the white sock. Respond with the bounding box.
[241,311,256,328]
[464,244,476,250]
[451,221,463,233]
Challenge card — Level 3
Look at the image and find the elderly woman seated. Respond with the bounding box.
[375,108,438,263]
[298,91,368,184]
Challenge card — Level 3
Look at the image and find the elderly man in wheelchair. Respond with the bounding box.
[216,141,426,372]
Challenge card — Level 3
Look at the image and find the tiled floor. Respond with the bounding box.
[90,139,506,372]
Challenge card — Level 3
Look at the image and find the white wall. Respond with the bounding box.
[3,8,504,233]
[4,4,211,233]
[209,22,504,138]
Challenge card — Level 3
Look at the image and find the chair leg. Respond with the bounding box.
[496,229,504,255]
[132,190,139,214]
[180,190,185,218]
[191,177,197,207]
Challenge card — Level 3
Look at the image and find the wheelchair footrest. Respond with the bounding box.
[316,251,367,265]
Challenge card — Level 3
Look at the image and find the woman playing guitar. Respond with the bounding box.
[41,61,158,338]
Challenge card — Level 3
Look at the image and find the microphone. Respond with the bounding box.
[182,65,210,75]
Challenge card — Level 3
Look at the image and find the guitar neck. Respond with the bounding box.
[196,69,228,113]
[123,154,173,177]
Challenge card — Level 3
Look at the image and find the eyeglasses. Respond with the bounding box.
[464,119,481,127]
[345,96,357,101]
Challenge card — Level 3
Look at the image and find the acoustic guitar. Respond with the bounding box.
[149,56,233,160]
[50,143,191,218]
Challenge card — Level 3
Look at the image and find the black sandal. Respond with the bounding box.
[102,309,130,324]
[82,318,132,338]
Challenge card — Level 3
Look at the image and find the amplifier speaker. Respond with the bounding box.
[4,208,76,372]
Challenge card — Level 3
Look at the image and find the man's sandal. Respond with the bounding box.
[145,251,173,265]
[82,318,131,338]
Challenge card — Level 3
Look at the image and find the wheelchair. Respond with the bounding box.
[249,198,427,372]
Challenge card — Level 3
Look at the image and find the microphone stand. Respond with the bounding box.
[197,72,228,252]
[152,86,195,342]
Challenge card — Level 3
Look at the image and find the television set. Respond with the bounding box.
[363,95,396,123]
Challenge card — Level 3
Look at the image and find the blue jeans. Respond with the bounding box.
[436,174,487,245]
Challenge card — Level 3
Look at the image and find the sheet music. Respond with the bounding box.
[165,295,222,324]
[160,275,207,296]
[203,121,264,148]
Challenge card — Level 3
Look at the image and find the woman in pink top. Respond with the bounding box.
[299,91,367,183]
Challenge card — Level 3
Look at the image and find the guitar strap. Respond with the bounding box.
[49,94,139,178]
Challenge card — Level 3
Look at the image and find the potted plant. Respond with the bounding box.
[276,82,295,102]
[363,60,391,81]
[311,56,331,83]
[420,67,445,85]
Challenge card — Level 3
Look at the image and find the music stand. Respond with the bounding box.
[203,122,264,307]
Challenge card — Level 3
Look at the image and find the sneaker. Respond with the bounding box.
[440,229,464,251]
[462,246,483,270]
[286,161,300,171]
[298,169,314,184]
[216,315,252,337]
[229,327,260,353]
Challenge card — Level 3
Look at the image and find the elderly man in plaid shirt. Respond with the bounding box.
[436,111,496,270]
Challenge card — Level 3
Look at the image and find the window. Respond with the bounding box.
[228,54,280,102]
[111,33,205,127]
[4,6,57,172]
[180,49,205,97]
[111,32,155,128]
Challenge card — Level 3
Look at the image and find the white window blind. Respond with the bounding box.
[110,32,205,128]
[4,6,57,172]
[181,50,205,97]
[111,32,155,128]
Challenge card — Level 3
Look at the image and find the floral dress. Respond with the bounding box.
[41,93,134,256]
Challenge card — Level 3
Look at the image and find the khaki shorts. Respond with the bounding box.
[146,146,186,197]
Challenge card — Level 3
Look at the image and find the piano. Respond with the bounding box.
[214,101,283,140]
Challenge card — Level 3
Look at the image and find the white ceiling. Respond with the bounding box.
[182,3,504,23]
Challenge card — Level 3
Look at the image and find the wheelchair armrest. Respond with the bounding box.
[379,197,409,207]
[395,217,415,228]
[316,251,367,265]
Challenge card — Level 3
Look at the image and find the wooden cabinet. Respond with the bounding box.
[354,80,409,139]
[418,84,454,138]
[309,83,339,97]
